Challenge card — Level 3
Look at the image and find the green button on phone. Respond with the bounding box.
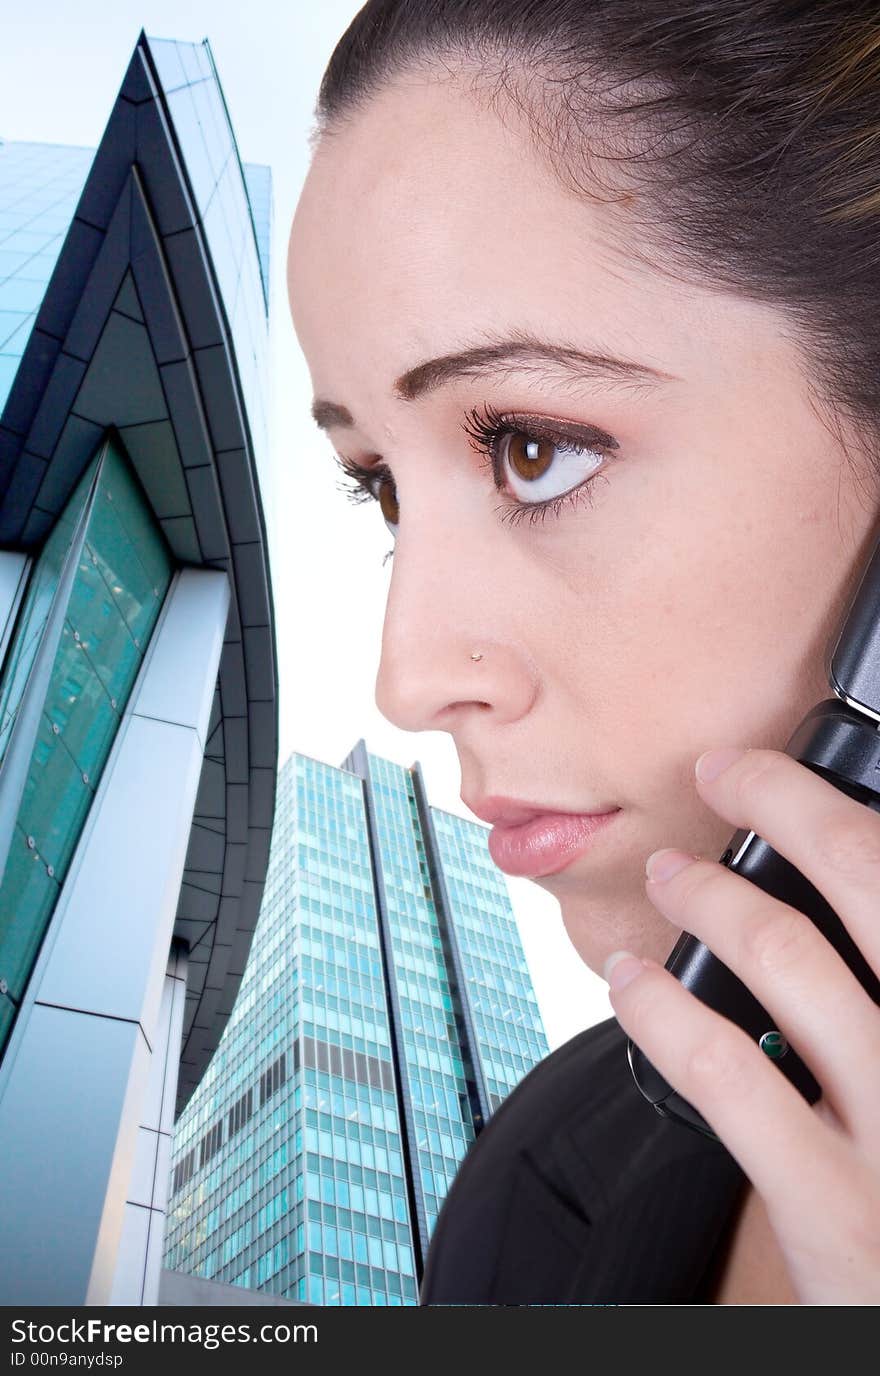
[759,1030,788,1059]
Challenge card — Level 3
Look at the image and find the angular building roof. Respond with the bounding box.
[0,33,278,1113]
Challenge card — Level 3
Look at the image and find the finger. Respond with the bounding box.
[643,851,880,1140]
[694,747,880,976]
[606,957,864,1274]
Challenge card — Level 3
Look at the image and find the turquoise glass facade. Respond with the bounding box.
[364,752,480,1245]
[0,436,174,1053]
[431,808,549,1108]
[164,746,549,1304]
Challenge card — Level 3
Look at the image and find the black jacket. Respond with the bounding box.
[419,1016,747,1304]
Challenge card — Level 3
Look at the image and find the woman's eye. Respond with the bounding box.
[335,460,399,535]
[461,404,619,526]
[332,404,619,542]
[372,471,399,535]
[497,430,604,504]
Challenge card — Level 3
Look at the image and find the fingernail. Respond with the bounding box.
[603,949,646,991]
[695,746,747,783]
[645,847,696,883]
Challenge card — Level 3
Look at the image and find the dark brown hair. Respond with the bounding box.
[312,1,880,478]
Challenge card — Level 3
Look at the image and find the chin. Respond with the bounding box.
[558,893,683,977]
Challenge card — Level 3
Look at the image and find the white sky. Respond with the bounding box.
[0,0,613,1048]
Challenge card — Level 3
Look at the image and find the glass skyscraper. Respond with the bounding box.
[164,741,549,1304]
[0,34,278,1305]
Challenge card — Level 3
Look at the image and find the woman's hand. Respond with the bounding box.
[605,745,880,1305]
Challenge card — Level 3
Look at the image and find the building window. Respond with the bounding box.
[259,1051,286,1106]
[0,434,174,1057]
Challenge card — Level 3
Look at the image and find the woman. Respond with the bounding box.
[287,0,880,1303]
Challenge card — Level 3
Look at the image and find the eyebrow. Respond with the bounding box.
[310,332,680,432]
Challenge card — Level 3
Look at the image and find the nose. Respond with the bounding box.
[373,524,540,734]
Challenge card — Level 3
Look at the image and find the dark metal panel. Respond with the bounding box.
[247,766,275,829]
[195,815,225,837]
[118,418,190,519]
[218,641,247,717]
[184,463,228,562]
[0,427,20,488]
[159,358,213,469]
[215,448,260,544]
[205,716,224,759]
[243,828,271,883]
[135,96,195,237]
[185,920,216,959]
[183,821,227,872]
[216,970,243,1019]
[221,714,248,784]
[183,1025,214,1066]
[74,312,167,428]
[206,941,231,988]
[130,173,189,365]
[64,182,132,362]
[242,624,275,701]
[247,699,276,769]
[190,985,222,1032]
[228,930,252,979]
[162,228,224,350]
[184,959,207,999]
[230,540,270,628]
[113,272,143,323]
[119,45,156,107]
[19,508,51,545]
[33,414,105,515]
[218,575,242,646]
[172,918,213,951]
[0,330,62,441]
[33,220,104,344]
[214,897,240,946]
[25,353,88,460]
[192,756,227,820]
[175,882,220,925]
[225,784,248,845]
[0,451,47,542]
[73,99,135,230]
[191,344,245,451]
[219,842,246,897]
[158,513,201,563]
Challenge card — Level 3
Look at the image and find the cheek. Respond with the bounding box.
[561,469,840,749]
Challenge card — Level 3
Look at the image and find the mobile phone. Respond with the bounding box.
[628,537,880,1140]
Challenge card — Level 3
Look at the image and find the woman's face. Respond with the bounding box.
[287,72,879,973]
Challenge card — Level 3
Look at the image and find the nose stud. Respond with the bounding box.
[470,651,483,662]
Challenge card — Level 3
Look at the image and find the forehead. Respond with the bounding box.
[291,79,663,336]
[286,74,781,413]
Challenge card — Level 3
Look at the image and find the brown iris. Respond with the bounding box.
[507,434,554,482]
[377,474,399,525]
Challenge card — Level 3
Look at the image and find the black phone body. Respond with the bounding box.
[628,535,880,1139]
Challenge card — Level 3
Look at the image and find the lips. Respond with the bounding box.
[460,792,621,877]
[486,808,621,877]
[462,794,616,827]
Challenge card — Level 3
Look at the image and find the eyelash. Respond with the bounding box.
[461,403,613,527]
[332,402,615,554]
